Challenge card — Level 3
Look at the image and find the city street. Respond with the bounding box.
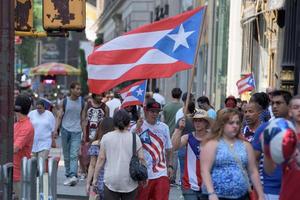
[1,0,300,199]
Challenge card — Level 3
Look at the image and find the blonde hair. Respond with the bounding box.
[203,108,242,144]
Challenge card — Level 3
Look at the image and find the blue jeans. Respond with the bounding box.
[182,188,202,200]
[61,127,81,178]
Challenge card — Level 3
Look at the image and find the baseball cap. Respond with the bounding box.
[146,100,161,111]
[15,94,32,115]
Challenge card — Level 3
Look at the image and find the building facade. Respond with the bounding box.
[240,0,283,95]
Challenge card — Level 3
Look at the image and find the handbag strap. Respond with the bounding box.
[132,132,137,156]
[225,140,251,190]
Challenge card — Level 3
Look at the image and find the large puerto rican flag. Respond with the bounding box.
[119,80,147,109]
[236,73,256,94]
[87,6,206,94]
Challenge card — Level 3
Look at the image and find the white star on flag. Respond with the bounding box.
[136,88,144,96]
[167,24,195,52]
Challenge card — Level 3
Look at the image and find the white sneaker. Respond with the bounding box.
[69,176,78,186]
[63,178,72,186]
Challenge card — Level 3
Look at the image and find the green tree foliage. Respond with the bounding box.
[33,1,43,32]
[16,1,43,69]
[17,37,36,69]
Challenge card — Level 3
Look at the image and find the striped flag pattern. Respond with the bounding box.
[236,73,255,94]
[87,6,206,94]
[119,80,147,108]
[139,129,166,173]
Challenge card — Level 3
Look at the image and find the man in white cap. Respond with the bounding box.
[172,109,212,199]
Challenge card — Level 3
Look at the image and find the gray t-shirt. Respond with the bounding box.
[101,130,142,193]
[61,97,82,132]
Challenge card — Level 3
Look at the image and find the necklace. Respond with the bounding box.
[223,138,236,149]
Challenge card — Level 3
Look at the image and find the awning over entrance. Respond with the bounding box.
[241,0,285,25]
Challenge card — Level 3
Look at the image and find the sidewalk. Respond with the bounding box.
[49,137,182,200]
[49,137,88,200]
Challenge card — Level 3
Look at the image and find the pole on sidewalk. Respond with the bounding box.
[27,158,37,200]
[1,1,16,198]
[21,157,37,200]
[48,157,58,200]
[21,157,28,199]
[0,0,14,165]
[2,163,13,200]
[38,157,46,199]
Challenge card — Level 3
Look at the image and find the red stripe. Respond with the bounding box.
[196,158,202,188]
[148,131,166,163]
[148,131,164,151]
[125,7,204,34]
[88,61,191,94]
[282,129,297,160]
[88,48,152,65]
[238,86,254,94]
[119,80,145,93]
[143,144,159,172]
[237,79,249,88]
[236,74,252,86]
[236,73,251,82]
[148,136,165,168]
[182,149,191,190]
[121,100,143,109]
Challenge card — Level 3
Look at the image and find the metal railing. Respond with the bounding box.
[20,157,59,200]
[0,163,13,200]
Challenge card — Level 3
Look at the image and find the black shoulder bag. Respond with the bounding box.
[129,132,148,181]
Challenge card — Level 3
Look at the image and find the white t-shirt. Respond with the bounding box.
[28,110,56,152]
[175,107,184,123]
[106,98,121,117]
[131,120,172,179]
[101,130,142,192]
[153,93,166,106]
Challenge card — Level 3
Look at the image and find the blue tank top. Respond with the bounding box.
[202,139,249,198]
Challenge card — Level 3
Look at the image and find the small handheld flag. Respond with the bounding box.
[119,80,147,108]
[236,73,255,94]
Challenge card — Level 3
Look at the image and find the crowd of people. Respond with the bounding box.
[12,82,300,200]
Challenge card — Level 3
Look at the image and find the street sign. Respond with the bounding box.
[43,0,86,31]
[15,0,34,31]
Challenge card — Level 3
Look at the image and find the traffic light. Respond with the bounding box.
[43,0,86,31]
[15,0,34,31]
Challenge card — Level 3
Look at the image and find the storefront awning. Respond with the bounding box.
[241,0,285,25]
